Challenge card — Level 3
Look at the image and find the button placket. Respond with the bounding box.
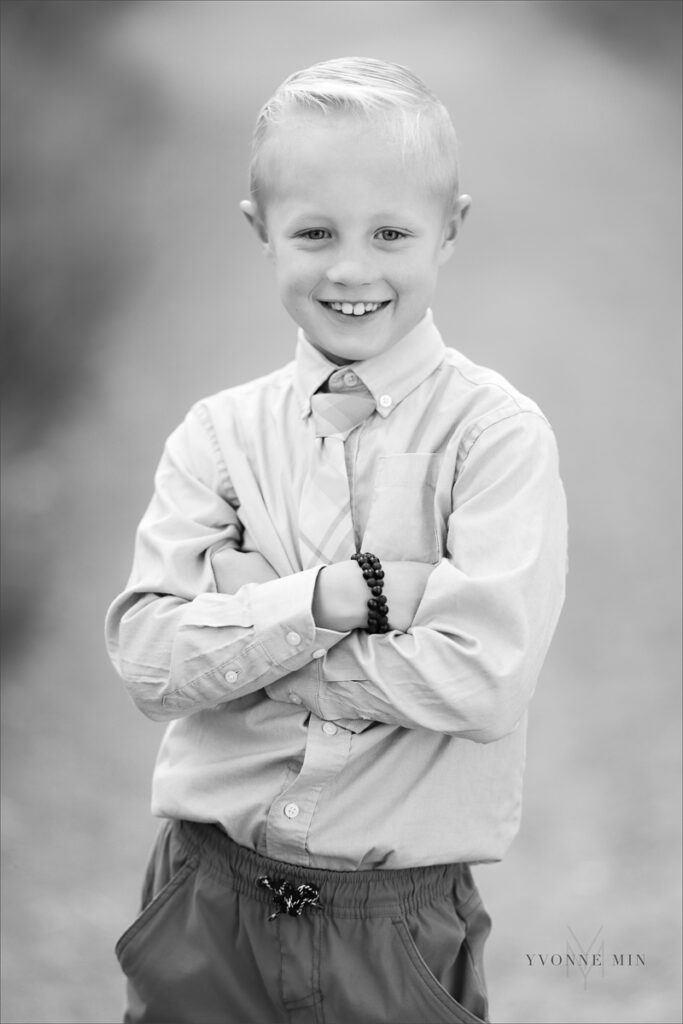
[264,715,353,864]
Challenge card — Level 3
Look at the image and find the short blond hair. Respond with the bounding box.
[249,57,461,210]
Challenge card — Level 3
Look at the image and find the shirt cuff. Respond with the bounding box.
[161,570,352,716]
[247,567,345,666]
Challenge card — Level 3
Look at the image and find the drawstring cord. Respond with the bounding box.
[257,875,323,921]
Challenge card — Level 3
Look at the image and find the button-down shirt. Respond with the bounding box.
[105,311,567,869]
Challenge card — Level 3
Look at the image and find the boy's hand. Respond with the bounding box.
[313,559,434,634]
[212,547,279,594]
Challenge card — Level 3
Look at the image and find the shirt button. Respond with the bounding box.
[224,670,238,683]
[322,722,338,736]
[379,394,392,408]
[289,692,303,705]
[312,648,325,659]
[343,371,358,387]
[286,631,301,646]
[284,802,300,819]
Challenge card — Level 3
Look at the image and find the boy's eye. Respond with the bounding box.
[298,229,330,240]
[375,229,407,242]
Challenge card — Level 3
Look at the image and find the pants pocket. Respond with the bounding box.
[115,821,198,969]
[389,874,491,1024]
[391,910,489,1024]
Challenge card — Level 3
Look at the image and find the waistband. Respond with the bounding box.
[176,821,477,919]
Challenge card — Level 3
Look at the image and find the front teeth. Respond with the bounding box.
[329,301,384,316]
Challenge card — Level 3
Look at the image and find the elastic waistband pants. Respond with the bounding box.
[116,820,492,1024]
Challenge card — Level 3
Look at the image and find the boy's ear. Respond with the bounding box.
[438,194,472,265]
[457,194,472,226]
[239,199,270,249]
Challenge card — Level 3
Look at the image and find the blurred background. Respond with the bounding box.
[1,1,680,1021]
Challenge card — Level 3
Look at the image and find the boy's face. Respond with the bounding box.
[242,114,468,365]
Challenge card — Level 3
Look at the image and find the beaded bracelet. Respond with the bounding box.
[351,551,390,634]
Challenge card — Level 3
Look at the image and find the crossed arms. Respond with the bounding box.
[105,403,567,741]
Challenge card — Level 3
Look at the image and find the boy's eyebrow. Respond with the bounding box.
[282,209,421,226]
[284,211,335,223]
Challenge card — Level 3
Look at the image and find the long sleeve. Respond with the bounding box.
[105,404,339,722]
[267,410,567,742]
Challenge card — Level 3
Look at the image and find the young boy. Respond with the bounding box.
[106,57,567,1024]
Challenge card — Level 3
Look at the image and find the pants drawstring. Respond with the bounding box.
[257,875,323,921]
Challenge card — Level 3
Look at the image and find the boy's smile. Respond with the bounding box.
[242,114,468,365]
[319,300,390,318]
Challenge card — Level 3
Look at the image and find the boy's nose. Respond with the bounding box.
[325,257,377,289]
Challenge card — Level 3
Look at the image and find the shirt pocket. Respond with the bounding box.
[362,453,441,563]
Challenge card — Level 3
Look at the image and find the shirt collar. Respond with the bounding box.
[294,309,445,419]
